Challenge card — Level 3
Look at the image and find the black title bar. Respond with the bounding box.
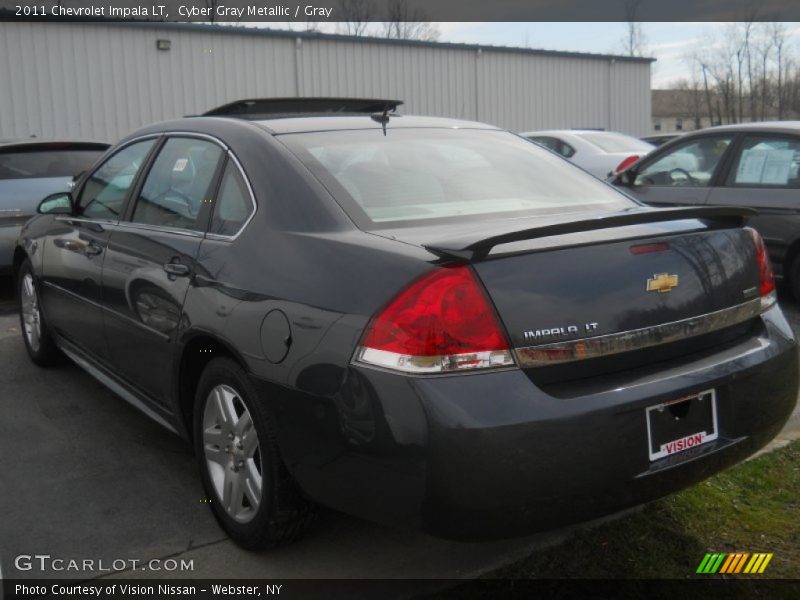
[2,0,800,22]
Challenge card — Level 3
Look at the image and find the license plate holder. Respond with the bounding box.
[646,389,718,461]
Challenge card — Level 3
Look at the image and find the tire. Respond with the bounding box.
[17,258,63,366]
[193,357,316,550]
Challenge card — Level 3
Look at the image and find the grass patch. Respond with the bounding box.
[492,440,800,580]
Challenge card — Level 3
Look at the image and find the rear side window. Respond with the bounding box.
[79,139,155,219]
[527,136,575,158]
[209,162,253,237]
[131,138,223,231]
[281,128,633,228]
[726,136,800,188]
[0,147,105,180]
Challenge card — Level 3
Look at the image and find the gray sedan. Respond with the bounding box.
[0,140,109,273]
[611,122,800,299]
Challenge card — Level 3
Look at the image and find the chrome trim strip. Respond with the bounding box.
[55,216,117,226]
[116,131,230,152]
[515,293,774,368]
[66,131,256,241]
[111,220,204,238]
[158,131,231,152]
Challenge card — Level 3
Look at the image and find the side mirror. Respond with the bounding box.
[37,192,74,215]
[618,168,638,187]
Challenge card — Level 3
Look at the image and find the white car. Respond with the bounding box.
[520,130,655,179]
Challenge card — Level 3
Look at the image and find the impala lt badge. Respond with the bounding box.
[523,322,598,342]
[647,273,679,293]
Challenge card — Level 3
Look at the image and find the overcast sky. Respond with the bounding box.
[437,22,800,87]
[271,22,800,88]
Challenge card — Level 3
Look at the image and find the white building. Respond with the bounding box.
[0,21,653,142]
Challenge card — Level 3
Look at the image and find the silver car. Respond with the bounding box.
[0,140,109,273]
[521,129,655,179]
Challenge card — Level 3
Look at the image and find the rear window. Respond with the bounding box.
[0,146,106,180]
[574,132,654,154]
[281,128,634,228]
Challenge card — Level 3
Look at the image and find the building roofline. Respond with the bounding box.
[66,19,656,64]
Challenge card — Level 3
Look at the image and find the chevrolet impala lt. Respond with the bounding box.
[14,98,798,548]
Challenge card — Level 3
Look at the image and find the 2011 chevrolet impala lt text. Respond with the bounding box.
[14,98,799,549]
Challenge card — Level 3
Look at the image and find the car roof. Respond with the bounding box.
[250,114,502,135]
[687,121,800,135]
[643,133,680,139]
[520,130,638,138]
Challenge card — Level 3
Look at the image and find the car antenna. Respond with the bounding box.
[371,103,392,136]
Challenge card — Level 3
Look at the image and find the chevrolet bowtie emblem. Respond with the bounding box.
[647,273,679,293]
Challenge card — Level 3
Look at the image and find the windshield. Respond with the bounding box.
[574,132,654,154]
[0,147,105,180]
[281,128,634,228]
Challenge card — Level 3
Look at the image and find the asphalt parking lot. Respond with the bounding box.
[1,276,798,583]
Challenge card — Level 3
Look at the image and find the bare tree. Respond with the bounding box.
[382,0,439,41]
[689,53,718,127]
[770,23,788,119]
[621,0,647,57]
[739,18,757,121]
[727,23,747,123]
[674,23,800,128]
[754,23,774,120]
[337,0,375,36]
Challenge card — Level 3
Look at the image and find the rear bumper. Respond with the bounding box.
[417,320,797,539]
[274,304,798,540]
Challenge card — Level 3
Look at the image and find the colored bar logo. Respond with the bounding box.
[696,552,773,574]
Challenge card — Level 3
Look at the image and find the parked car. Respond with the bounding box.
[520,129,655,179]
[611,122,800,299]
[641,132,683,147]
[15,100,798,549]
[0,140,109,274]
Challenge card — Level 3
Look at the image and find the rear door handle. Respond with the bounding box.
[163,263,190,277]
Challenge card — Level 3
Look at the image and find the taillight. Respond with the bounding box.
[615,154,640,173]
[355,265,515,373]
[748,228,776,307]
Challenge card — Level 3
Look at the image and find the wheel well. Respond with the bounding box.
[784,239,800,282]
[12,247,27,280]
[178,335,245,440]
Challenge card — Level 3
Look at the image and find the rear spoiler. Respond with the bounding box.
[424,206,756,262]
[203,97,403,118]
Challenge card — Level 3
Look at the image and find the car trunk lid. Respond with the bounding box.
[369,207,765,383]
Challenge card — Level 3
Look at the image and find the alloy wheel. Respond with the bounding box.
[20,273,41,353]
[202,384,263,523]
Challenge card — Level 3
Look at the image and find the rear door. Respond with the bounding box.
[620,134,736,206]
[39,138,157,362]
[705,133,800,270]
[101,135,225,405]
